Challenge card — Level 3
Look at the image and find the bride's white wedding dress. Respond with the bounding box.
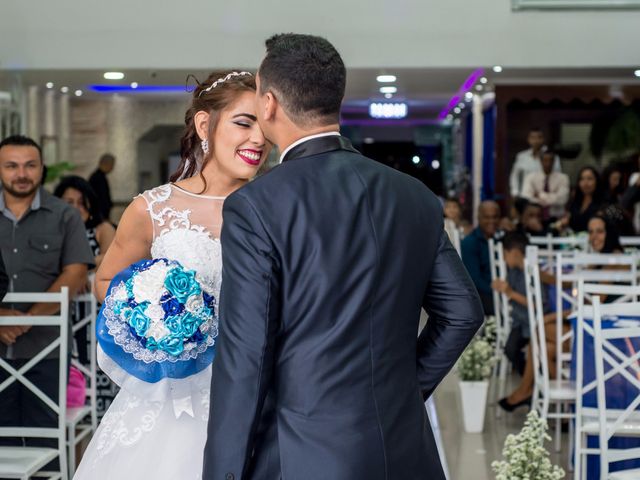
[74,184,225,480]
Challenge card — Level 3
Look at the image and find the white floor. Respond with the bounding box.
[433,371,572,480]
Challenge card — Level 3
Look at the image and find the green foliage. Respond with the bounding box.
[44,162,75,184]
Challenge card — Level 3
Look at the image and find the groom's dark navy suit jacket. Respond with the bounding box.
[203,135,484,480]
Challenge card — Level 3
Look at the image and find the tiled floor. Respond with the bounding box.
[433,371,572,479]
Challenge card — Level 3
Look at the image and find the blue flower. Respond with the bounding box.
[146,337,159,351]
[127,305,150,337]
[181,312,202,338]
[203,292,216,309]
[158,334,184,356]
[164,315,183,335]
[160,292,184,316]
[164,268,201,303]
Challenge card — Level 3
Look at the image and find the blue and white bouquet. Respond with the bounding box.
[97,258,218,383]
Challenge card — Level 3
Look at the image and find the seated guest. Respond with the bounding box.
[493,232,559,412]
[443,197,471,235]
[560,166,604,233]
[54,175,116,268]
[0,135,94,449]
[588,214,623,255]
[515,200,547,236]
[602,164,625,205]
[491,232,535,377]
[521,150,569,223]
[462,200,500,315]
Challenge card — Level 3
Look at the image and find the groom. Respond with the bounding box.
[203,33,484,480]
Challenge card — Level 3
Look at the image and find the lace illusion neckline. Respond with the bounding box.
[170,183,227,200]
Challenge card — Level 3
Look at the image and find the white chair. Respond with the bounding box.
[592,296,640,479]
[488,238,511,415]
[574,282,640,480]
[554,252,640,382]
[525,247,575,456]
[66,290,98,478]
[529,234,589,263]
[0,288,69,480]
[620,236,640,252]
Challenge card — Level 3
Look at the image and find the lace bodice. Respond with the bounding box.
[140,184,225,301]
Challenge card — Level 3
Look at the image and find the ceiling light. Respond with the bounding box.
[458,103,465,109]
[363,137,375,144]
[384,93,393,99]
[46,82,54,89]
[464,92,473,100]
[431,160,440,169]
[480,77,488,84]
[412,156,421,165]
[74,90,83,97]
[475,85,483,91]
[60,86,69,93]
[635,69,640,78]
[104,72,125,80]
[446,114,453,121]
[454,107,461,114]
[492,66,503,73]
[130,82,139,89]
[377,75,397,83]
[380,86,397,94]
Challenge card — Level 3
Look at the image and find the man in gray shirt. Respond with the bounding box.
[0,135,94,447]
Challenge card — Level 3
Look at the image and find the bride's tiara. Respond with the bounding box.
[197,71,253,98]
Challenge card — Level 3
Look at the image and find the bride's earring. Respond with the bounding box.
[201,139,209,156]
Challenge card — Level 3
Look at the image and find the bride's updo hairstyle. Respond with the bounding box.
[170,70,256,184]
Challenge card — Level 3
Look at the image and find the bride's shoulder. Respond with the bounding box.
[138,183,173,204]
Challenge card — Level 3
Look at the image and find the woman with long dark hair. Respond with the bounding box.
[54,175,115,267]
[74,71,270,479]
[561,166,604,233]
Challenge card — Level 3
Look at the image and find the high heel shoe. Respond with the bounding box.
[498,396,531,412]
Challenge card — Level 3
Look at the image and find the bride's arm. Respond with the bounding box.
[94,197,152,302]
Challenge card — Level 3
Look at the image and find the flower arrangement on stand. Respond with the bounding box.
[492,410,565,480]
[457,323,497,433]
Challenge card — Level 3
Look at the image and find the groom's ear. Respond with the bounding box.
[194,111,210,140]
[263,91,277,122]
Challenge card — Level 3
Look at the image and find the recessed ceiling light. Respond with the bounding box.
[46,82,54,89]
[492,66,503,73]
[75,90,83,97]
[635,69,640,78]
[130,82,139,89]
[412,156,421,165]
[104,72,125,80]
[60,86,69,93]
[377,75,397,83]
[384,93,393,99]
[458,103,465,109]
[380,86,397,94]
[464,92,473,100]
[454,107,461,114]
[431,159,440,169]
[363,137,375,144]
[475,85,483,91]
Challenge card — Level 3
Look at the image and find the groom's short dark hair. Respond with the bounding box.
[259,33,345,127]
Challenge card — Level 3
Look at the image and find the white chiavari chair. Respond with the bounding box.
[0,288,69,480]
[574,282,640,480]
[525,247,575,457]
[593,296,640,479]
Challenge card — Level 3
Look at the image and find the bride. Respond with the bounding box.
[73,70,268,479]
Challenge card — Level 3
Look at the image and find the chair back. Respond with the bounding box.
[0,288,69,479]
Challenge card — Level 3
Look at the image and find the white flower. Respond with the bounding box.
[132,262,168,303]
[185,294,204,314]
[145,304,165,323]
[111,284,129,302]
[146,320,171,341]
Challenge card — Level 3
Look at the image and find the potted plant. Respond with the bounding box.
[457,332,495,433]
[492,410,565,479]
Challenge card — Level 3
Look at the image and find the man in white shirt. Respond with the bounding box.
[521,150,569,221]
[510,128,561,198]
